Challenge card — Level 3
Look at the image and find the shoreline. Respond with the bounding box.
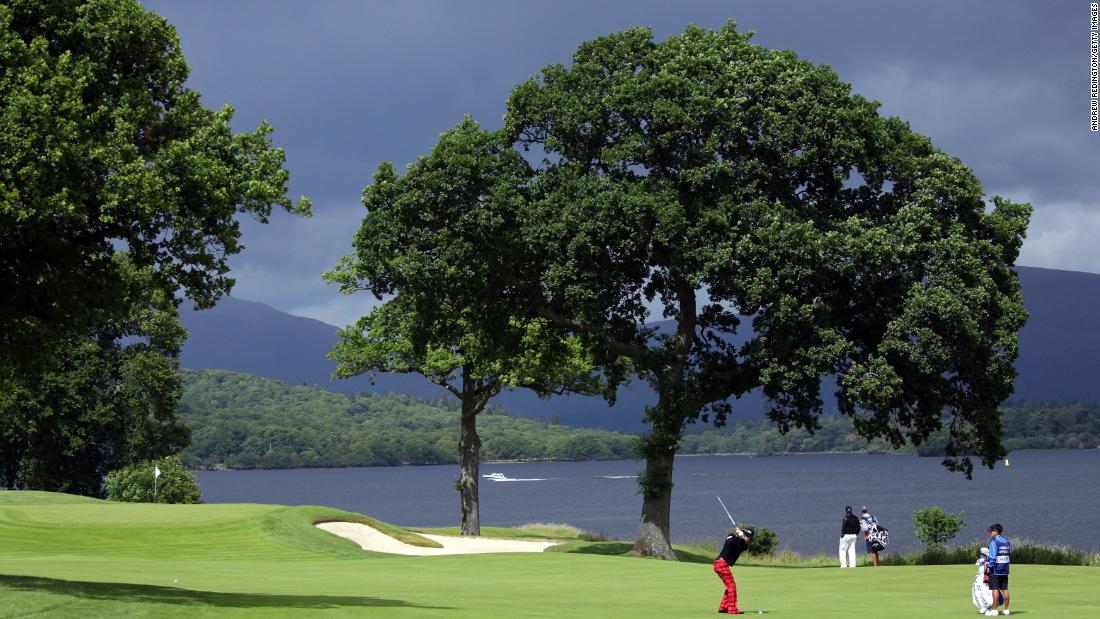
[188,447,1097,472]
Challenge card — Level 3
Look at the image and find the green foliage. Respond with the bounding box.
[177,370,1100,469]
[325,118,615,407]
[485,20,1032,556]
[1009,539,1098,566]
[679,404,1100,456]
[326,119,623,533]
[178,369,637,469]
[738,524,779,557]
[878,539,1097,567]
[502,19,1031,462]
[912,506,965,552]
[0,256,189,496]
[105,455,200,504]
[0,0,309,376]
[1000,402,1100,451]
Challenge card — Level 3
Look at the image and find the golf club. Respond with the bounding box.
[716,495,737,527]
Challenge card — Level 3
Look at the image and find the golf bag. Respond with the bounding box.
[972,559,1003,612]
[867,524,889,552]
[972,562,994,612]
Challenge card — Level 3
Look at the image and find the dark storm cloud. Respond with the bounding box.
[142,0,1099,324]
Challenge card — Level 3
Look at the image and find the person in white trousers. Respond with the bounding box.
[839,505,861,567]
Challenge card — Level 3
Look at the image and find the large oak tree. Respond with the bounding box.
[0,0,310,377]
[326,120,613,535]
[0,255,190,495]
[501,23,1030,558]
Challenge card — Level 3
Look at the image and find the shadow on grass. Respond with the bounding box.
[555,541,716,564]
[559,542,843,569]
[557,541,635,557]
[0,574,451,611]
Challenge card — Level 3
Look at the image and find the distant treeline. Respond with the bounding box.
[179,370,637,469]
[680,402,1100,456]
[179,370,1100,469]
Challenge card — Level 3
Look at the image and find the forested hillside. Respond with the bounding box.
[179,369,637,469]
[679,402,1100,456]
[179,369,1100,469]
[181,267,1100,433]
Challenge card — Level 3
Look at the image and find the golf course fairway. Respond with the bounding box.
[1,491,1095,618]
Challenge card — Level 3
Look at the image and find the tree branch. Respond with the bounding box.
[533,302,650,362]
[426,374,462,398]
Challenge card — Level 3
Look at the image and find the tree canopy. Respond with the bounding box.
[0,0,309,374]
[326,119,612,535]
[0,255,190,496]
[495,22,1030,558]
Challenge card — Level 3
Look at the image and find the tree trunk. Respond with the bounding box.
[633,441,678,559]
[633,382,685,560]
[633,282,693,560]
[457,401,481,536]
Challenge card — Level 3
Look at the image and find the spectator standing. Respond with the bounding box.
[839,505,861,567]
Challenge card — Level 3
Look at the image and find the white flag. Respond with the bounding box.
[154,466,161,479]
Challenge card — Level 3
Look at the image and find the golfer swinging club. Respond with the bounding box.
[714,496,754,615]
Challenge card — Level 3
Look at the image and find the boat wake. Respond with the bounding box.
[482,472,547,482]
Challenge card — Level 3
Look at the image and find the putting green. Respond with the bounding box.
[1,491,1094,617]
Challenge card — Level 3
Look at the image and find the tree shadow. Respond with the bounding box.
[559,543,843,569]
[556,542,715,564]
[556,541,635,558]
[670,547,715,564]
[0,574,451,611]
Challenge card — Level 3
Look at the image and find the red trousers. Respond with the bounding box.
[713,558,738,613]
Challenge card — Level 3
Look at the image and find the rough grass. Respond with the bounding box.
[409,523,599,541]
[879,538,1100,567]
[677,533,1100,568]
[513,522,609,541]
[1,491,1097,618]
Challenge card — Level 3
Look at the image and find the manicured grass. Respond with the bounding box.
[1,491,1095,618]
[0,490,103,504]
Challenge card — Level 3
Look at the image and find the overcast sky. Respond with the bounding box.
[143,0,1099,327]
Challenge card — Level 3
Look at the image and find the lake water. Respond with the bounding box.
[196,450,1100,556]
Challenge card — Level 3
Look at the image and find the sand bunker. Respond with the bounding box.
[316,521,562,556]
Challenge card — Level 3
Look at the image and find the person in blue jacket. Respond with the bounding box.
[985,523,1011,616]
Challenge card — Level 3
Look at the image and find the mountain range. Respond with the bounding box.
[180,266,1100,432]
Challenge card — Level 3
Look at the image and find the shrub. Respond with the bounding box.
[1011,538,1094,565]
[106,455,201,504]
[737,523,778,556]
[913,506,965,552]
[876,538,1098,567]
